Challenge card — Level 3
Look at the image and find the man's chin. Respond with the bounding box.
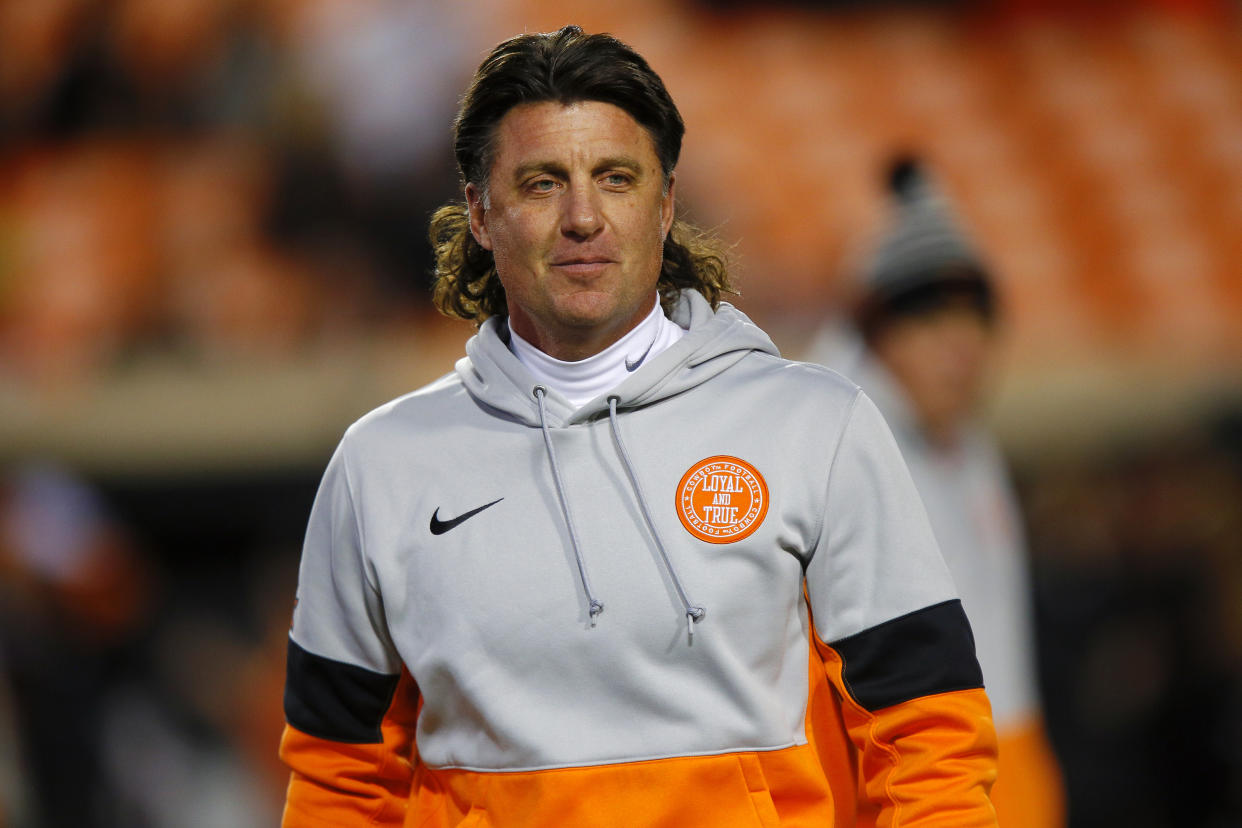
[552,295,622,329]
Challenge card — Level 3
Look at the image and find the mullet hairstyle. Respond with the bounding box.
[430,25,734,324]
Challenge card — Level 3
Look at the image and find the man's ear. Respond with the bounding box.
[465,183,493,251]
[661,172,676,238]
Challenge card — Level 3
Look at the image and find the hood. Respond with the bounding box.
[455,289,780,427]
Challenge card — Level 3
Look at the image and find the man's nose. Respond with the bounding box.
[560,182,603,239]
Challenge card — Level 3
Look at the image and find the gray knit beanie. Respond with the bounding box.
[855,156,993,329]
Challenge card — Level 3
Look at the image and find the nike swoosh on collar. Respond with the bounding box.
[625,339,655,372]
[430,498,504,535]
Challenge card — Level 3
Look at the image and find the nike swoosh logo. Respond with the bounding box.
[625,340,655,372]
[429,498,503,535]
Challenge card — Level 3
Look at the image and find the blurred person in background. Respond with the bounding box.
[280,25,1000,828]
[0,463,153,827]
[807,157,1065,828]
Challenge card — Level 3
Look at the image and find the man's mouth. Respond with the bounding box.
[551,257,614,274]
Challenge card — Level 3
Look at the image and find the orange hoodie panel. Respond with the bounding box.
[814,639,998,828]
[287,734,840,827]
[408,746,839,828]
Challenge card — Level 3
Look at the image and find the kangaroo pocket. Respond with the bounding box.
[411,751,803,828]
[736,752,782,827]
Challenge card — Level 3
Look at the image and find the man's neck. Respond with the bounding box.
[507,299,660,361]
[508,300,685,407]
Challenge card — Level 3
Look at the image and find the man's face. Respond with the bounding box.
[466,100,675,360]
[872,301,995,445]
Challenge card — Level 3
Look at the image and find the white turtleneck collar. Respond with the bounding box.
[508,297,687,408]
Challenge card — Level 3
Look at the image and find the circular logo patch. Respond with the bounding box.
[676,456,769,543]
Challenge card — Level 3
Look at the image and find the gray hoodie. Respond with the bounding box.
[287,289,980,775]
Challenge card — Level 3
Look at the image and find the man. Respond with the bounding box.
[810,158,1065,828]
[280,27,999,827]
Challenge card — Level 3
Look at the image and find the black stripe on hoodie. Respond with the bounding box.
[830,598,984,712]
[284,638,402,743]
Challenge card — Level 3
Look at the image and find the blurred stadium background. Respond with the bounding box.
[1,0,1240,825]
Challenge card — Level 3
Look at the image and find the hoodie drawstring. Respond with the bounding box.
[534,386,604,625]
[608,396,706,640]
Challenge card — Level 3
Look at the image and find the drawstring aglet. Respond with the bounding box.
[686,606,705,640]
[589,600,604,627]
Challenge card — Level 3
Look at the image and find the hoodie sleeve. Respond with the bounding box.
[280,438,417,827]
[806,391,998,826]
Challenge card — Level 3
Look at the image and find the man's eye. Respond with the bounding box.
[528,179,557,193]
[603,173,630,187]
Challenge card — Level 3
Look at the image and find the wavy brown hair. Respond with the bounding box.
[430,25,735,324]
